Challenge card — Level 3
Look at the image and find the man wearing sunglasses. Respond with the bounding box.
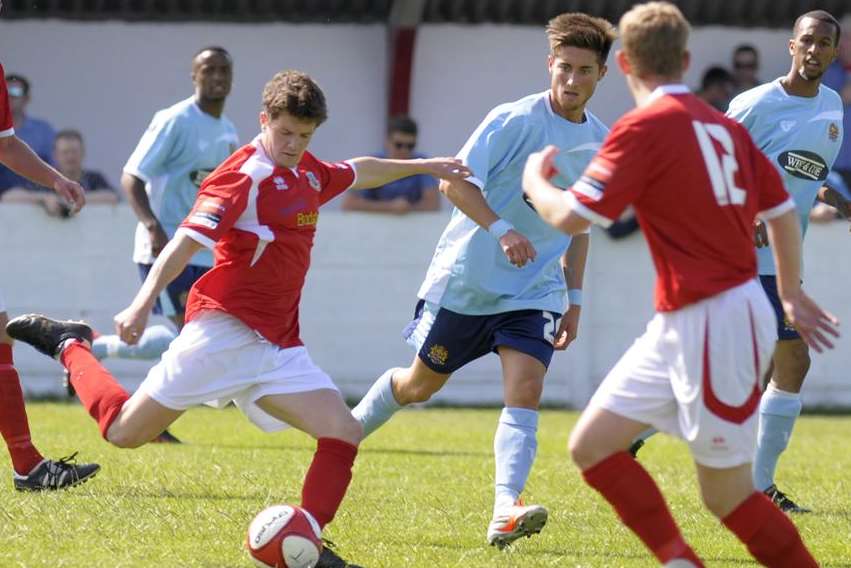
[341,115,439,213]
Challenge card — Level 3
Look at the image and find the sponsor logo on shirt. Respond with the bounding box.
[189,211,221,229]
[296,212,318,227]
[779,120,796,132]
[829,122,840,142]
[777,150,828,181]
[306,171,321,191]
[273,176,289,191]
[427,344,449,367]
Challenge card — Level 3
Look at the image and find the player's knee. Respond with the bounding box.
[568,431,597,470]
[326,412,363,445]
[106,428,146,449]
[700,488,731,518]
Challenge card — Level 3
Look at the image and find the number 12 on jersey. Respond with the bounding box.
[692,121,746,207]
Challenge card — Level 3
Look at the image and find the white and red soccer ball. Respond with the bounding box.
[246,505,323,568]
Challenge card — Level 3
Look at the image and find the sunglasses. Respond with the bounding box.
[393,141,416,150]
[734,62,757,70]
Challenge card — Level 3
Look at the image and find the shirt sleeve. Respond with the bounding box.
[567,118,649,228]
[456,111,530,191]
[178,171,251,249]
[123,112,183,183]
[0,71,14,137]
[725,93,759,134]
[316,158,357,206]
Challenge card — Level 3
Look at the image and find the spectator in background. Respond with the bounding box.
[341,116,439,213]
[732,44,761,93]
[823,14,851,187]
[0,74,55,193]
[697,65,736,111]
[3,129,117,217]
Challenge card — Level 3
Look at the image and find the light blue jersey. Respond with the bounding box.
[418,91,609,315]
[727,79,843,275]
[125,97,239,267]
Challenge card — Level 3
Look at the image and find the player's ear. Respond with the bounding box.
[788,37,796,57]
[259,111,269,130]
[547,52,555,73]
[615,50,630,75]
[598,63,608,80]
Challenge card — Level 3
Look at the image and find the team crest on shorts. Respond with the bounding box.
[829,122,840,142]
[427,344,449,367]
[306,171,321,191]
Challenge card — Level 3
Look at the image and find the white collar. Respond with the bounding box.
[647,84,690,104]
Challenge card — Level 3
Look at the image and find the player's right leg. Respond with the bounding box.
[5,314,184,448]
[1,309,100,491]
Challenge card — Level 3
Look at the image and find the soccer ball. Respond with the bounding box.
[246,505,323,568]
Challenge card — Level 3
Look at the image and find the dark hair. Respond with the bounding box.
[794,10,841,45]
[262,70,328,125]
[387,115,417,137]
[54,129,84,147]
[546,13,617,65]
[733,44,758,59]
[194,46,232,60]
[701,66,734,90]
[5,74,30,95]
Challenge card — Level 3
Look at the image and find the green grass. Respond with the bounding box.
[2,404,850,567]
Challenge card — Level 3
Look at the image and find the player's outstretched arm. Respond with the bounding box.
[114,233,203,345]
[348,156,471,190]
[523,146,590,235]
[0,135,85,214]
[766,209,840,352]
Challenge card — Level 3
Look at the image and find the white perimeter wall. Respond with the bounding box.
[1,205,849,408]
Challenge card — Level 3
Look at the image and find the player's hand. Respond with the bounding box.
[523,145,559,188]
[41,194,71,219]
[53,177,85,215]
[754,221,769,248]
[499,229,537,268]
[114,306,149,346]
[148,223,169,257]
[389,196,412,215]
[554,305,580,350]
[419,158,472,182]
[781,290,840,353]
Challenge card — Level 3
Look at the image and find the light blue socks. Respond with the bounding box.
[91,324,177,361]
[351,368,403,438]
[494,407,539,509]
[753,385,802,491]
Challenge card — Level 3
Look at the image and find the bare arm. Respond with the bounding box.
[348,156,470,190]
[114,232,204,344]
[122,172,168,256]
[0,136,85,213]
[765,209,839,351]
[554,233,589,350]
[817,185,851,222]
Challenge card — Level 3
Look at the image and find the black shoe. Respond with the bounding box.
[13,452,100,491]
[6,314,92,359]
[318,539,363,568]
[628,438,645,458]
[151,429,182,444]
[764,484,812,513]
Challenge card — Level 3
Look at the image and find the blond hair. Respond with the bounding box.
[546,13,617,64]
[619,2,690,79]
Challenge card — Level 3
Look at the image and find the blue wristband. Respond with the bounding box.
[568,289,582,306]
[488,219,514,240]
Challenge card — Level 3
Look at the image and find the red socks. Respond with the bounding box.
[301,437,358,529]
[582,451,703,566]
[61,341,129,439]
[0,344,44,475]
[723,492,817,567]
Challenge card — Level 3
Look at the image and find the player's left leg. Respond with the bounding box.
[487,345,548,549]
[696,463,817,567]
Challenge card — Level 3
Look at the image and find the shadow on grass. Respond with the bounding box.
[96,488,260,501]
[188,442,492,458]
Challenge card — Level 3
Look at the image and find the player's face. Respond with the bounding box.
[54,137,83,173]
[259,111,317,168]
[192,50,233,102]
[548,46,606,122]
[789,18,838,82]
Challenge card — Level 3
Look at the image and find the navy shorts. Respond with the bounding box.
[137,263,209,317]
[759,275,800,341]
[403,300,561,374]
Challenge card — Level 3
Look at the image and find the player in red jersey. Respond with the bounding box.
[522,3,837,567]
[0,56,98,490]
[7,69,470,567]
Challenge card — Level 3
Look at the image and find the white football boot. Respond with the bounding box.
[487,499,548,549]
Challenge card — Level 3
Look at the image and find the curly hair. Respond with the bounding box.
[262,70,328,125]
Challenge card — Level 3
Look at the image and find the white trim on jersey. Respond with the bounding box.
[565,191,614,228]
[343,159,359,189]
[647,84,690,104]
[757,197,796,221]
[122,165,152,185]
[465,176,486,191]
[177,227,216,250]
[0,127,14,138]
[231,142,276,266]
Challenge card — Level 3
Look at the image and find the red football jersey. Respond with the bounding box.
[0,63,15,137]
[178,137,356,347]
[568,85,793,311]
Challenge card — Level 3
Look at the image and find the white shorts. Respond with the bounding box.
[588,279,777,468]
[140,310,339,432]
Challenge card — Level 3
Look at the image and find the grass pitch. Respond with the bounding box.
[1,404,850,567]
